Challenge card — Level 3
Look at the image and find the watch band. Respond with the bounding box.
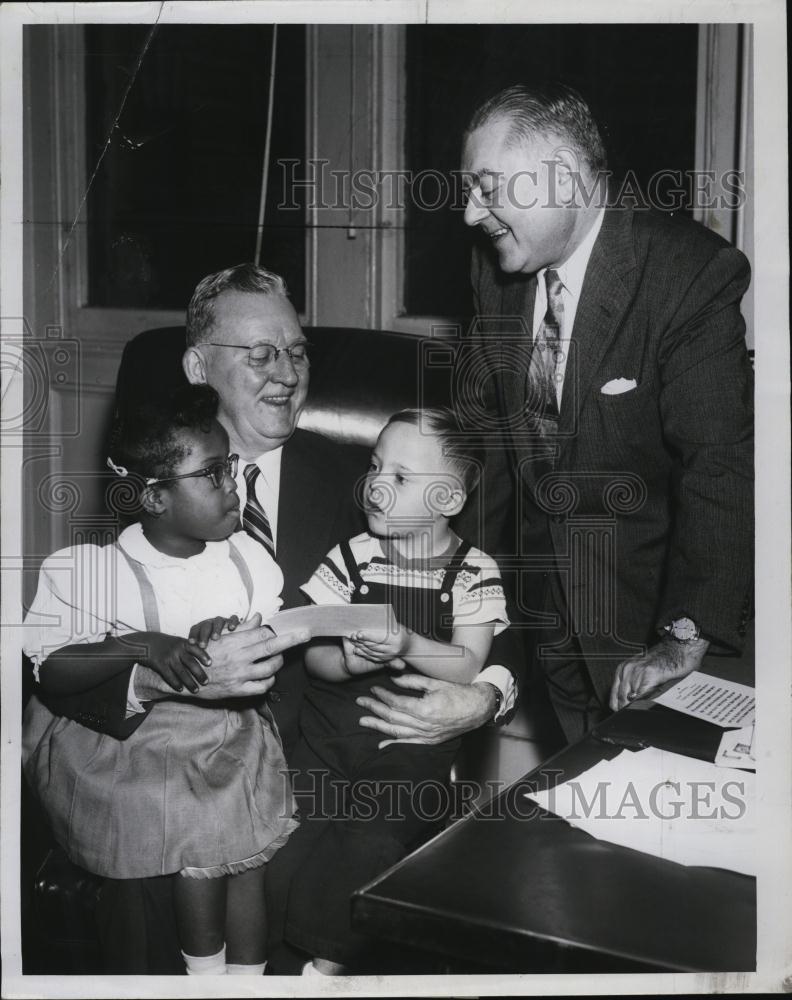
[484,682,504,724]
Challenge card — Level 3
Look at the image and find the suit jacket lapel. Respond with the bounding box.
[276,433,325,598]
[558,207,638,441]
[496,271,536,438]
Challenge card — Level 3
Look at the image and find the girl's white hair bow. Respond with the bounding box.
[106,456,129,477]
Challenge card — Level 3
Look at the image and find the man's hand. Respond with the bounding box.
[356,674,498,748]
[135,614,310,702]
[609,635,710,711]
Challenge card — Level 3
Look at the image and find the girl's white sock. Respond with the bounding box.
[302,959,345,976]
[227,962,267,975]
[181,945,227,975]
[301,960,328,977]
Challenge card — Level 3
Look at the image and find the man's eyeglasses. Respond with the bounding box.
[146,454,239,490]
[204,341,311,370]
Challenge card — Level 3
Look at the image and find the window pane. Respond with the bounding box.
[405,24,699,318]
[85,24,306,311]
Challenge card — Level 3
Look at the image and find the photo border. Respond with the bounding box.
[1,1,788,996]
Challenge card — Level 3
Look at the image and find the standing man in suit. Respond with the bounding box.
[459,83,753,742]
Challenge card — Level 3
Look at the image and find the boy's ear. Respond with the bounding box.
[140,484,167,517]
[183,345,207,385]
[442,487,467,519]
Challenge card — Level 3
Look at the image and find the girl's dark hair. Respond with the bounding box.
[108,383,221,482]
[384,407,485,495]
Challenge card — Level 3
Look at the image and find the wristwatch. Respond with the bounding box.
[484,682,504,724]
[663,617,701,643]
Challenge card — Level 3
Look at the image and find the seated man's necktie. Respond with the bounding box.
[242,463,275,556]
[526,268,565,436]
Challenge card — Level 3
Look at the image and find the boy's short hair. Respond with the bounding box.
[108,383,221,482]
[384,407,485,495]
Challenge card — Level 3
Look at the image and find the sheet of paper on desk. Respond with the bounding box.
[653,670,755,727]
[716,723,756,770]
[266,604,395,638]
[525,747,755,876]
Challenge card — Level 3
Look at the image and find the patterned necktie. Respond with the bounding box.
[526,268,565,434]
[242,463,275,556]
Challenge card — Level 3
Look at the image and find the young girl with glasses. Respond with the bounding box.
[22,384,298,976]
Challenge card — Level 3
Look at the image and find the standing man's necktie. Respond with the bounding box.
[526,268,565,435]
[242,463,275,556]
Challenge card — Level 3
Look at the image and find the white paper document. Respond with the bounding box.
[716,724,756,770]
[653,671,755,727]
[524,747,755,876]
[266,603,395,639]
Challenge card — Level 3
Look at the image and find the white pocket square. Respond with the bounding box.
[601,377,638,395]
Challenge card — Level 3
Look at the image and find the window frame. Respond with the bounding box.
[28,23,752,343]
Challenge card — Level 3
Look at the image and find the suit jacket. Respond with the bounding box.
[267,429,368,751]
[40,429,368,750]
[468,207,753,700]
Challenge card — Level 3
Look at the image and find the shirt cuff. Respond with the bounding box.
[472,664,516,722]
[125,664,147,718]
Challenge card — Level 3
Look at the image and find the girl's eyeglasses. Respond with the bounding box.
[146,454,239,490]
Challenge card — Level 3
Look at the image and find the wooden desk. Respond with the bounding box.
[352,697,756,973]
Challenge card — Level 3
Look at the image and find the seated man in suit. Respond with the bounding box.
[42,262,520,973]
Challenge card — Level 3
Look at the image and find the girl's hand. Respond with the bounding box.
[140,633,212,694]
[348,625,411,663]
[188,615,240,649]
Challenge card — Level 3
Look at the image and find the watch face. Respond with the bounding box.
[671,617,699,641]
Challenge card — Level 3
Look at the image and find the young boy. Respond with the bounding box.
[281,407,509,975]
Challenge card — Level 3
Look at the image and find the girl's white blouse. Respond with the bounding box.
[23,523,283,672]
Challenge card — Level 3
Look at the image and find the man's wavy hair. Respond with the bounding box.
[466,82,607,175]
[186,263,290,346]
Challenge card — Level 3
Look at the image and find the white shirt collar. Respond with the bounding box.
[540,207,605,300]
[118,521,230,569]
[254,446,283,484]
